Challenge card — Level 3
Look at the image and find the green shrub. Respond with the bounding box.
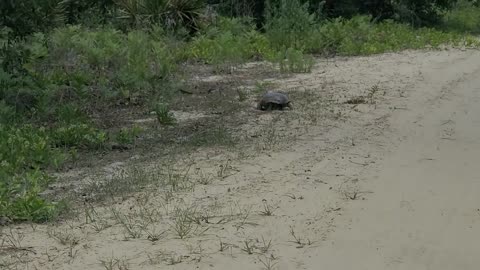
[185,17,277,67]
[50,124,108,149]
[186,17,273,70]
[443,1,480,33]
[0,124,67,221]
[264,0,316,51]
[0,171,61,222]
[114,0,205,32]
[0,125,65,174]
[28,26,177,106]
[114,125,143,146]
[0,0,66,38]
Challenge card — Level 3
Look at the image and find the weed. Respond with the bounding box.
[367,84,380,104]
[259,254,278,270]
[342,188,371,200]
[154,103,176,125]
[233,204,254,230]
[114,125,143,146]
[257,236,273,254]
[83,166,158,202]
[261,121,281,151]
[84,202,111,232]
[165,164,193,192]
[170,206,198,239]
[147,251,183,265]
[217,159,234,179]
[284,193,298,200]
[99,255,130,270]
[51,123,108,149]
[145,227,166,242]
[218,239,232,252]
[236,88,248,101]
[241,239,255,255]
[254,81,273,94]
[110,208,144,239]
[1,228,25,251]
[288,226,312,248]
[276,48,315,73]
[196,170,214,185]
[185,125,236,148]
[259,200,277,216]
[47,228,80,246]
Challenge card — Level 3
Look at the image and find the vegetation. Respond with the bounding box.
[1,0,479,223]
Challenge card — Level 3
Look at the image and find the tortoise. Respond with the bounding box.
[257,92,292,111]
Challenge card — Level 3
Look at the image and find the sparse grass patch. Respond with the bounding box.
[113,125,143,147]
[288,226,312,248]
[47,228,80,246]
[274,48,314,73]
[154,103,176,125]
[99,255,130,270]
[146,250,183,266]
[110,207,144,239]
[170,206,199,239]
[184,125,236,148]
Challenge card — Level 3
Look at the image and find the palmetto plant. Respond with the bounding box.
[114,0,205,31]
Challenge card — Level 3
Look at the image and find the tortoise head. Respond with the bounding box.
[285,101,293,109]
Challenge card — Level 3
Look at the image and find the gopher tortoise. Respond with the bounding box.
[257,92,292,111]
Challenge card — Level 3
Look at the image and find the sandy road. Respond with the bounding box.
[300,51,480,269]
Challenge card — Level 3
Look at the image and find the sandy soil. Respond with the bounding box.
[2,48,480,270]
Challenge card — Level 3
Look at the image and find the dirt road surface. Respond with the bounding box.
[3,49,480,270]
[300,51,480,269]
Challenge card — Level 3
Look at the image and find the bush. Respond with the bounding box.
[0,124,67,221]
[186,17,274,68]
[443,0,480,33]
[28,26,177,107]
[0,0,66,38]
[264,0,316,51]
[114,125,143,146]
[114,0,205,33]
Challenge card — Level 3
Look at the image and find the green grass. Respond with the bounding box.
[1,6,480,223]
[305,16,479,56]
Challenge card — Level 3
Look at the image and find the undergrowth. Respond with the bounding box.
[443,0,480,34]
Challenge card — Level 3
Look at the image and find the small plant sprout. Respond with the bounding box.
[154,103,176,125]
[259,200,278,216]
[288,226,312,248]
